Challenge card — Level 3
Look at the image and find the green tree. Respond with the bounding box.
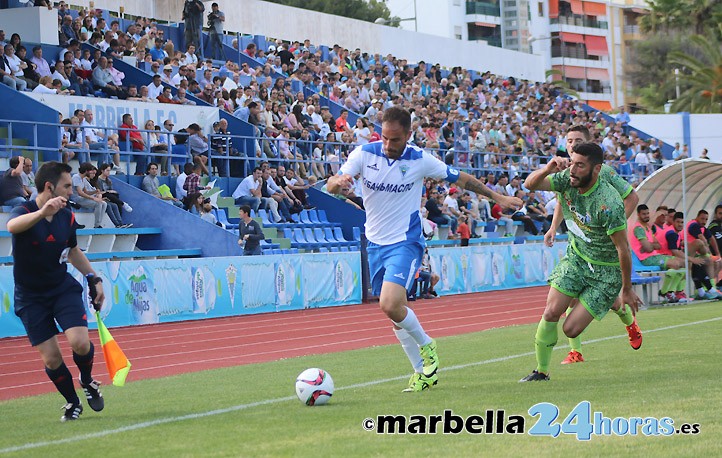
[263,0,391,23]
[669,35,722,113]
[639,0,722,41]
[629,1,722,111]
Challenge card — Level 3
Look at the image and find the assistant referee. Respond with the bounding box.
[8,161,106,422]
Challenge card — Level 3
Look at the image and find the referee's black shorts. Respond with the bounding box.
[14,274,87,346]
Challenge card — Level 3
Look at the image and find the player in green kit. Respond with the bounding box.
[520,142,643,382]
[544,126,642,364]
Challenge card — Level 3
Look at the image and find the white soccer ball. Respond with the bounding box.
[295,368,334,406]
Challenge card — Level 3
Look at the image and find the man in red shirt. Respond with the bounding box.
[118,114,147,175]
[335,109,352,134]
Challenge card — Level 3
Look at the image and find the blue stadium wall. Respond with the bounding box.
[0,242,567,338]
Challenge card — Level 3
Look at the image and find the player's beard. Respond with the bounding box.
[570,169,594,189]
[384,145,403,160]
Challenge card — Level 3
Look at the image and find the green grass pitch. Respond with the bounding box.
[1,302,720,457]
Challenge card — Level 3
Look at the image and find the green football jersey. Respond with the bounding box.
[600,164,633,199]
[549,169,627,265]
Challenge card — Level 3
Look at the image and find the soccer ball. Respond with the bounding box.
[295,368,334,406]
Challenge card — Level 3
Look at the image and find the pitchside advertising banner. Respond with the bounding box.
[427,242,569,295]
[0,253,362,338]
[25,93,220,134]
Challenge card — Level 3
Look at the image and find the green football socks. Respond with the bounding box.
[614,303,634,326]
[565,307,582,353]
[535,318,558,374]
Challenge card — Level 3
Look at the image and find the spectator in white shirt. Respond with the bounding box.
[170,65,188,87]
[181,44,198,66]
[147,74,164,99]
[32,75,57,93]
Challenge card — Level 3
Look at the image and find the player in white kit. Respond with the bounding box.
[327,107,522,391]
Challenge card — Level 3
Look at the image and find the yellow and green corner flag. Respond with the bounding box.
[96,312,132,386]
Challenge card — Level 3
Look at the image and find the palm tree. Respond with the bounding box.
[669,34,722,113]
[639,0,690,35]
[545,69,579,99]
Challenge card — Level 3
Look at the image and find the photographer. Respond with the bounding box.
[206,3,226,61]
[182,0,205,52]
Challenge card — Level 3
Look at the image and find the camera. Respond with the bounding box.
[207,13,218,27]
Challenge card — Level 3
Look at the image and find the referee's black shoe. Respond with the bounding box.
[519,370,550,382]
[60,402,83,422]
[80,379,105,412]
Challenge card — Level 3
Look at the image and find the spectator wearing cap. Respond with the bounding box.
[444,187,463,233]
[457,100,469,119]
[365,98,381,119]
[160,64,173,85]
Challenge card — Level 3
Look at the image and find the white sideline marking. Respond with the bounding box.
[1,316,720,454]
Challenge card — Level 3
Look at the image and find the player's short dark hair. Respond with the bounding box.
[382,106,411,132]
[35,161,72,194]
[567,125,591,141]
[637,204,649,213]
[715,204,722,213]
[697,209,708,216]
[147,162,159,173]
[674,212,684,220]
[239,205,251,215]
[572,142,603,166]
[668,208,676,214]
[184,163,195,174]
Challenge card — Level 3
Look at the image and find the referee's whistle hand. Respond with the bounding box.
[40,196,68,217]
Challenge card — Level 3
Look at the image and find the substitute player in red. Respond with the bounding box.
[8,161,105,422]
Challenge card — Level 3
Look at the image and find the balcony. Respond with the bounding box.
[466,1,501,16]
[551,15,608,30]
[551,46,607,62]
[470,36,502,47]
[623,24,641,36]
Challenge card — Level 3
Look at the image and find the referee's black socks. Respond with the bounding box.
[73,342,95,385]
[45,363,80,405]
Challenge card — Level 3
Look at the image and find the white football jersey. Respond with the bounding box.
[339,141,460,245]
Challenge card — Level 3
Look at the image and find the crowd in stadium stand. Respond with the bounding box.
[0,2,698,236]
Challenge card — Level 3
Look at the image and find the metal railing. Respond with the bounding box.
[551,15,608,30]
[466,1,502,16]
[0,119,663,185]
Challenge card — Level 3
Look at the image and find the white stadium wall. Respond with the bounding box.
[82,0,545,81]
[0,6,59,45]
[26,93,219,134]
[630,113,722,162]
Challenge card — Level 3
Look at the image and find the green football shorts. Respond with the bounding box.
[548,253,622,320]
[640,254,674,269]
